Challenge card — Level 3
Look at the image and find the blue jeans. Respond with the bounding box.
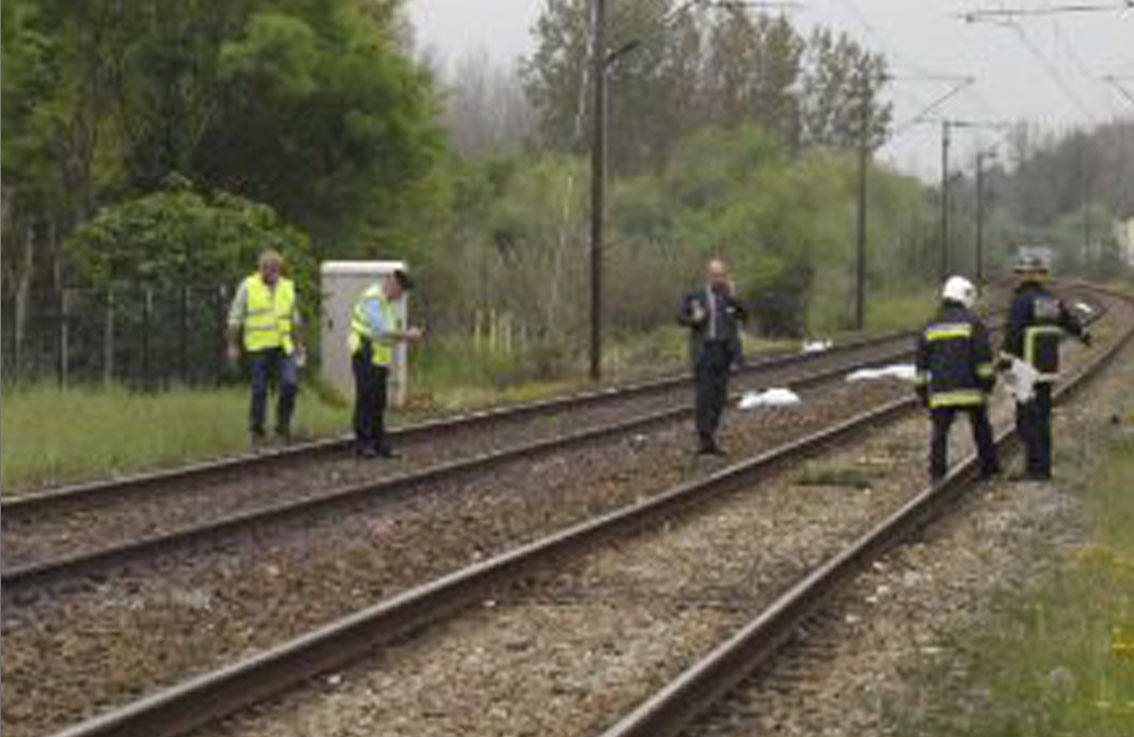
[248,348,297,436]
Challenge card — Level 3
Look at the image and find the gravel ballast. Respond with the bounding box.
[183,306,1114,737]
[2,375,909,737]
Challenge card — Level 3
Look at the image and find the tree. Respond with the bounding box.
[65,176,317,304]
[440,50,534,157]
[800,28,891,150]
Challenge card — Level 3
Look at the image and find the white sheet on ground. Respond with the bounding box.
[802,339,833,353]
[845,364,918,383]
[739,388,802,409]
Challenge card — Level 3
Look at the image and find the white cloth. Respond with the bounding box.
[845,364,919,383]
[802,339,833,354]
[739,388,802,409]
[1002,356,1039,404]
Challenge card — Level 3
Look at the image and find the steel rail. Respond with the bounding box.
[1,332,940,592]
[35,291,1115,737]
[2,328,919,520]
[592,288,1132,737]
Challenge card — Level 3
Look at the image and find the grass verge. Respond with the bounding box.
[0,384,350,491]
[896,430,1134,736]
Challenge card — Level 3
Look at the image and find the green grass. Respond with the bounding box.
[896,432,1134,736]
[0,384,350,491]
[863,291,940,333]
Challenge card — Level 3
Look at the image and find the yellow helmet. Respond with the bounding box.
[1013,254,1051,282]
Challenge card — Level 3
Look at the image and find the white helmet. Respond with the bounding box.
[942,276,976,309]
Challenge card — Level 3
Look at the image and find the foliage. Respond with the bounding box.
[522,0,891,175]
[946,120,1134,280]
[64,178,317,298]
[0,0,443,287]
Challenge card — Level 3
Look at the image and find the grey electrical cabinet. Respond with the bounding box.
[320,261,408,406]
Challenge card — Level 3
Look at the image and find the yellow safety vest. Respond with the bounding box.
[243,274,296,354]
[349,284,400,366]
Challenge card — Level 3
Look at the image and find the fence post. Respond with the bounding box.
[141,287,153,389]
[216,285,228,384]
[180,285,189,385]
[104,288,116,387]
[58,288,70,389]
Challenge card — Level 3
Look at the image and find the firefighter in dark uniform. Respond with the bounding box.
[915,276,1000,482]
[1000,256,1090,481]
[679,258,747,456]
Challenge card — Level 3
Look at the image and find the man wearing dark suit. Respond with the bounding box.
[679,258,747,456]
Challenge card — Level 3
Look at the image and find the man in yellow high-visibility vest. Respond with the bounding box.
[227,250,304,445]
[350,269,423,458]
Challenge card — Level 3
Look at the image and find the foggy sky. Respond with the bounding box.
[409,0,1134,177]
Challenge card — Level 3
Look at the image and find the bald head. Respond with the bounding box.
[706,258,729,290]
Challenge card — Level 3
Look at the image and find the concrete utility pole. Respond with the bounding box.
[975,148,997,286]
[589,0,608,381]
[940,120,952,283]
[854,69,872,330]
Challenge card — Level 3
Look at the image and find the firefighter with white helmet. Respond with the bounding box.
[914,275,1000,482]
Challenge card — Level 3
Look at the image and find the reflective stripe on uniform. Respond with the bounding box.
[976,362,995,378]
[1024,325,1064,367]
[929,390,987,408]
[349,284,399,366]
[243,275,295,354]
[925,322,973,341]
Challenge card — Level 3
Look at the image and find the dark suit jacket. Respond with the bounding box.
[678,286,747,367]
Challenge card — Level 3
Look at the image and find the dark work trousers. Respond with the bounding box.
[248,348,297,436]
[1016,382,1054,477]
[352,341,391,453]
[694,341,733,449]
[930,405,999,481]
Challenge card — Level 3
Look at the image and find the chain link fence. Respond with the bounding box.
[2,286,235,389]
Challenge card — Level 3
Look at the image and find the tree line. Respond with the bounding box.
[2,0,1130,387]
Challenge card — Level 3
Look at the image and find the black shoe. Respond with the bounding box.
[697,444,726,457]
[979,466,1002,482]
[355,445,379,459]
[275,427,292,445]
[376,447,402,460]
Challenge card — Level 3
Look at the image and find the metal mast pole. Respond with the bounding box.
[854,70,871,330]
[589,0,608,381]
[976,149,986,285]
[940,120,951,282]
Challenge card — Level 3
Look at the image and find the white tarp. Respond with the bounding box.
[802,339,833,354]
[739,388,802,409]
[845,364,919,383]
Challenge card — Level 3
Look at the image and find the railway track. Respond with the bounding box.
[2,315,997,592]
[17,285,1122,737]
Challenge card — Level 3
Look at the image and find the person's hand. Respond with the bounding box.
[405,327,424,342]
[691,302,707,324]
[293,345,308,368]
[226,343,241,364]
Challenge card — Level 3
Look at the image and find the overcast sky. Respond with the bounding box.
[409,0,1134,177]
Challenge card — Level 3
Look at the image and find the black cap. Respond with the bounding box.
[392,269,414,291]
